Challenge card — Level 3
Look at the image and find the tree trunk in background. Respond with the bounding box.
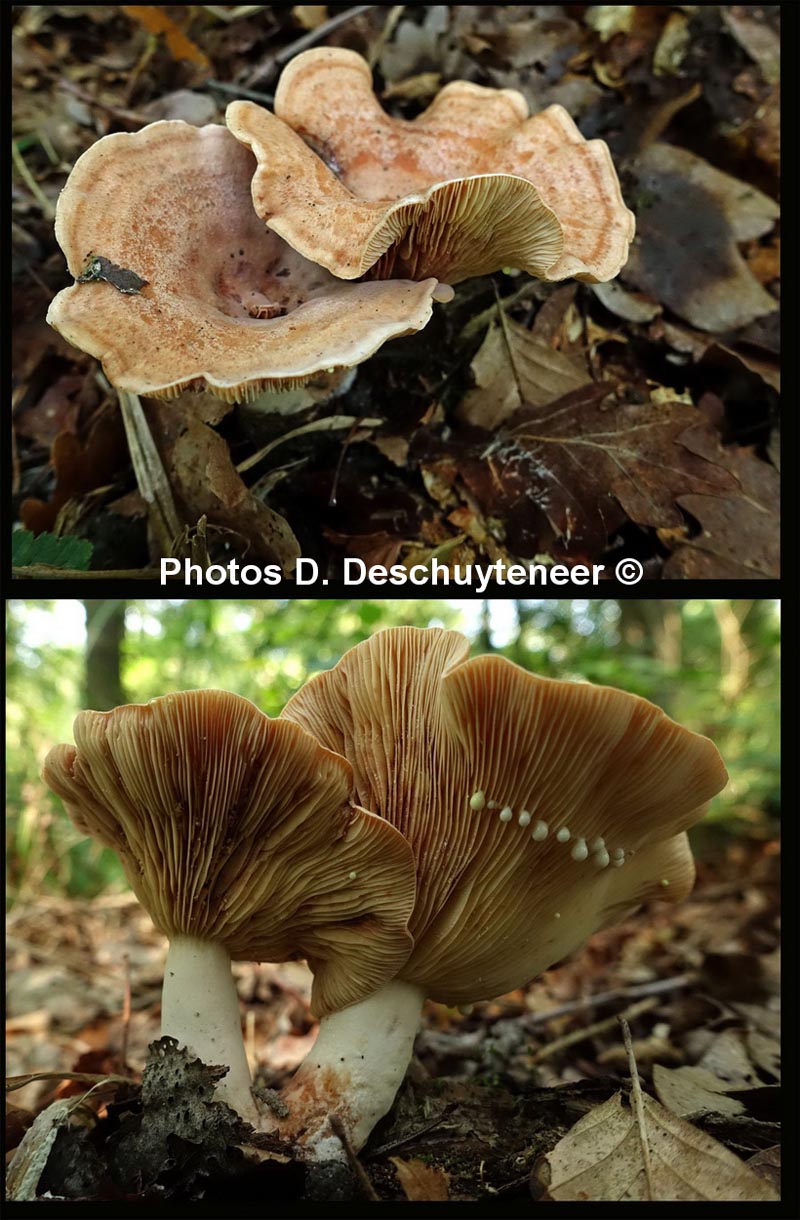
[83,600,126,710]
[618,601,681,668]
[476,600,493,653]
[511,600,536,665]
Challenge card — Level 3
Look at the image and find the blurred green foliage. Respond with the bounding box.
[6,598,780,905]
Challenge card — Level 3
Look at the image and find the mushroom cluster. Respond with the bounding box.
[43,690,416,1124]
[48,47,634,404]
[43,629,726,1163]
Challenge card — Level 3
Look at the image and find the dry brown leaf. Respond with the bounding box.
[745,1030,780,1081]
[653,1064,745,1119]
[747,1146,781,1195]
[535,1090,778,1201]
[722,7,780,85]
[624,143,779,333]
[121,7,211,70]
[380,7,449,84]
[144,398,300,572]
[662,438,779,579]
[19,406,127,535]
[445,393,737,555]
[591,280,661,323]
[458,316,593,431]
[6,1099,73,1201]
[390,1156,450,1201]
[697,1029,761,1089]
[292,6,328,31]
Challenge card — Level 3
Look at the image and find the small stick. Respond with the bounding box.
[11,141,55,218]
[12,565,169,580]
[620,1016,655,1201]
[118,389,182,554]
[205,78,275,105]
[236,415,382,475]
[367,1115,450,1158]
[55,78,153,127]
[367,5,405,68]
[459,281,542,341]
[328,416,363,507]
[6,1071,133,1093]
[244,5,376,87]
[529,995,658,1064]
[523,971,696,1028]
[329,1114,380,1201]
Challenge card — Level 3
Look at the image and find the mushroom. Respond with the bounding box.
[226,47,634,284]
[42,689,416,1124]
[275,627,727,1157]
[46,120,450,403]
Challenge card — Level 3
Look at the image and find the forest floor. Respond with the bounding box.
[6,833,780,1203]
[11,5,780,580]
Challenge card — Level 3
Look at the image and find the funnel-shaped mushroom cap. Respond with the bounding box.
[226,47,634,284]
[42,690,416,1016]
[46,121,444,402]
[281,629,727,1005]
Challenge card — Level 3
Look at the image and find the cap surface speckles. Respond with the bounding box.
[47,121,442,400]
[227,48,634,284]
[42,690,416,1017]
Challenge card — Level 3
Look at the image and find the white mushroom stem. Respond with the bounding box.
[161,936,259,1125]
[271,979,426,1160]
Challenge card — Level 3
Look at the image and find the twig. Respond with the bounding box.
[493,280,524,400]
[522,972,696,1029]
[12,565,166,580]
[11,141,55,218]
[329,1114,380,1200]
[118,390,182,554]
[529,996,658,1064]
[620,1016,654,1201]
[54,78,152,127]
[243,5,376,87]
[6,1071,134,1094]
[367,5,405,67]
[205,78,274,105]
[328,416,364,507]
[367,1115,451,1159]
[459,280,542,341]
[236,415,382,474]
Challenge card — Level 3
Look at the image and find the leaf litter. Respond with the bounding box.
[11,5,779,577]
[6,836,781,1202]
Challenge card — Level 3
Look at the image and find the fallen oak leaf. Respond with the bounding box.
[457,315,593,431]
[390,1156,450,1201]
[19,404,127,534]
[747,1146,781,1195]
[121,6,211,70]
[144,397,300,573]
[662,437,778,579]
[6,1100,74,1202]
[435,391,737,557]
[533,1090,778,1201]
[624,142,779,333]
[653,1064,746,1119]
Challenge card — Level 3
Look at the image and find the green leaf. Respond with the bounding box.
[12,530,93,571]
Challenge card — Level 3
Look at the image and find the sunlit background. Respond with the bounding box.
[6,598,780,905]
